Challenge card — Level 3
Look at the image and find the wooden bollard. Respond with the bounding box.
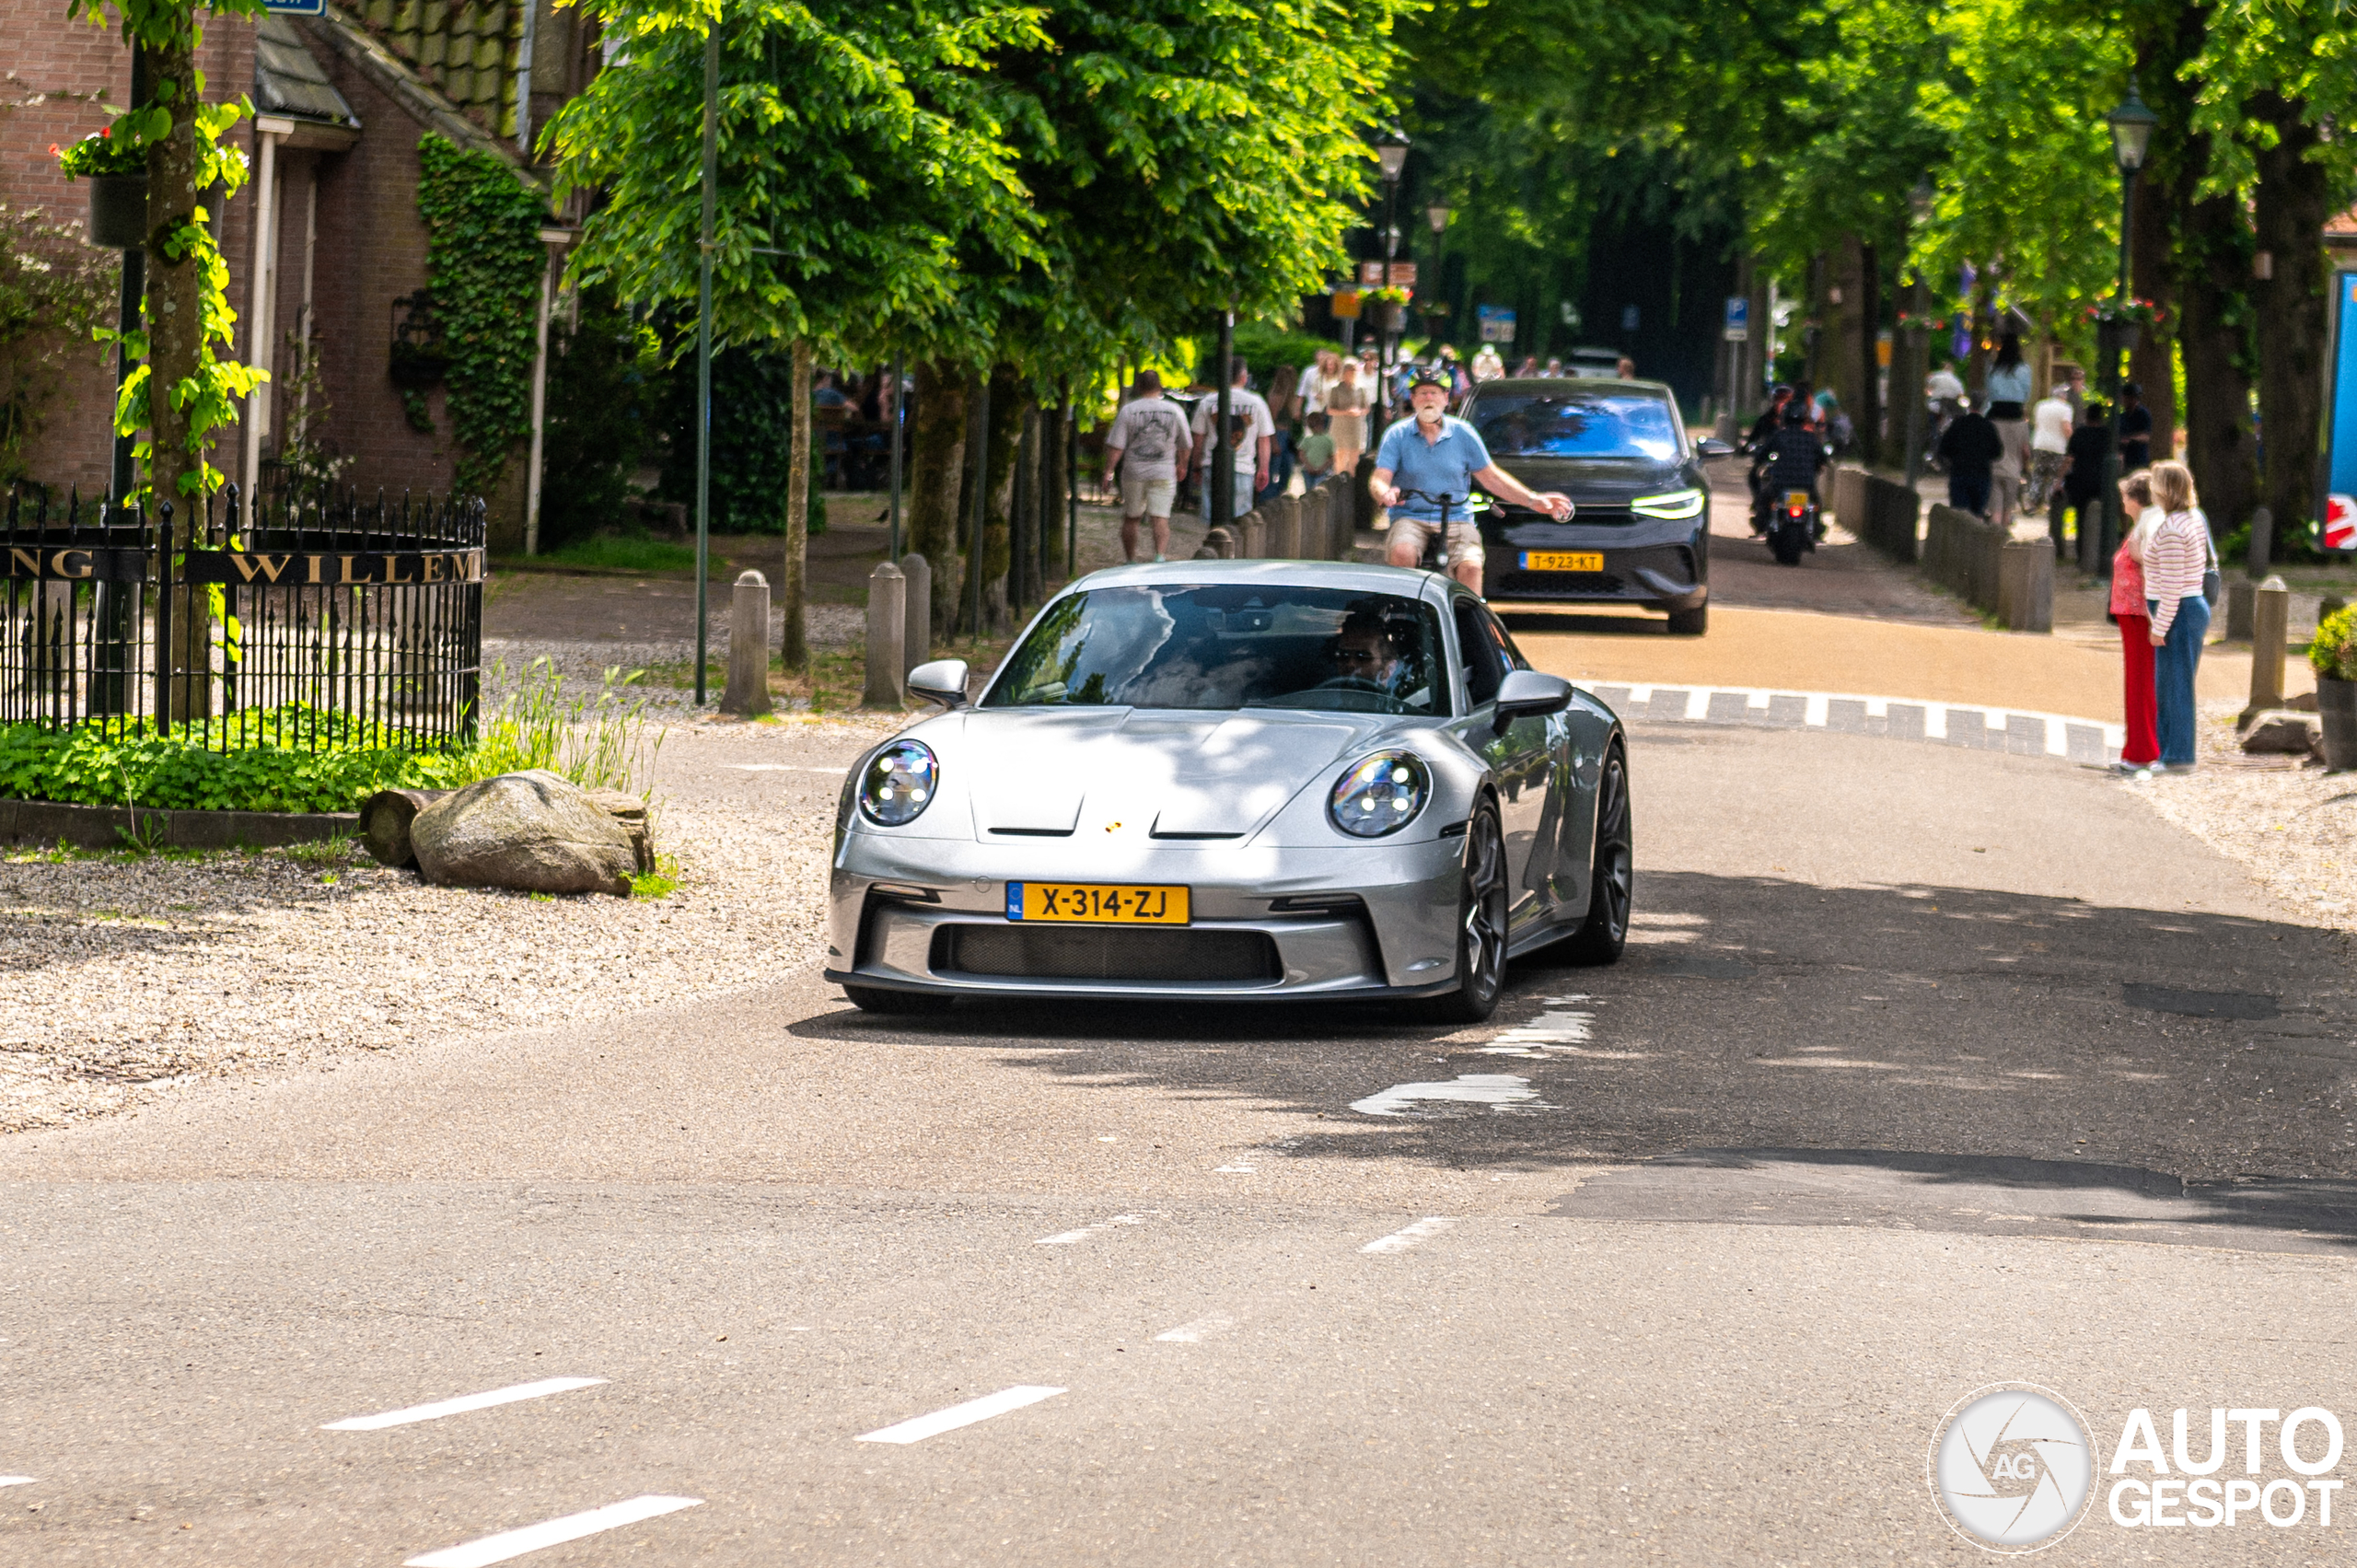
[2247,574,2289,719]
[865,560,908,709]
[720,569,772,716]
[900,552,932,676]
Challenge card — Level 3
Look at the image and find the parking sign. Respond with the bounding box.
[1724,296,1749,342]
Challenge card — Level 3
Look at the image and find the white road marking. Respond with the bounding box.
[724,763,847,773]
[1155,1312,1238,1343]
[1363,1217,1457,1255]
[1036,1214,1143,1245]
[403,1495,702,1567]
[1213,1163,1257,1173]
[0,1477,34,1488]
[1350,1074,1539,1116]
[856,1385,1067,1445]
[323,1376,606,1432]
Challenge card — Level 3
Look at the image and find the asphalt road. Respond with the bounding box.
[7,707,2357,1565]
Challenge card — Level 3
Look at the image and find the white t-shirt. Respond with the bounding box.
[1299,363,1331,414]
[1191,389,1275,470]
[2031,396,2073,454]
[1105,396,1192,482]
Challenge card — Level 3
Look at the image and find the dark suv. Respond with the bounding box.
[1459,377,1730,636]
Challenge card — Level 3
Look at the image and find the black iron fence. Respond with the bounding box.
[2,484,484,749]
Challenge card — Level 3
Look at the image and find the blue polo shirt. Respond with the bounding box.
[1375,415,1493,523]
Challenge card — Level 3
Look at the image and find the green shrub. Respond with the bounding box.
[2312,606,2357,682]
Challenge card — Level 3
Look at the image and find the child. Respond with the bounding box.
[1296,412,1337,482]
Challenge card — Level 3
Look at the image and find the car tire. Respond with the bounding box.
[842,984,955,1016]
[1412,804,1508,1024]
[1666,603,1707,636]
[1560,741,1631,966]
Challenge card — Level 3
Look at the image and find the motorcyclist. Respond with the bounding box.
[1758,401,1829,540]
[1371,367,1574,591]
[1744,385,1795,534]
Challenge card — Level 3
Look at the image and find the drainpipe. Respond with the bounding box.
[523,226,573,556]
[241,116,291,506]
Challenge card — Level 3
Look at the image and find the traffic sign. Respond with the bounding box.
[264,0,325,14]
[1723,296,1749,343]
[1475,305,1516,344]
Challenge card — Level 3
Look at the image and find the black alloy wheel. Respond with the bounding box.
[1416,804,1508,1023]
[843,984,956,1016]
[1562,741,1631,965]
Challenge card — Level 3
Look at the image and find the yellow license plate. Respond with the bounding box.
[1784,491,1812,507]
[1521,551,1604,573]
[1008,882,1190,924]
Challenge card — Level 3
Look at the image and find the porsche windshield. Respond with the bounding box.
[983,585,1449,716]
[1469,391,1682,460]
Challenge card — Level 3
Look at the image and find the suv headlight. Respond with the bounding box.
[1631,487,1706,519]
[1329,750,1432,838]
[858,740,939,826]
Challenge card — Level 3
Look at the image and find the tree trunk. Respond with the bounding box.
[908,360,967,638]
[2175,174,2259,540]
[1017,404,1043,605]
[2250,89,2332,540]
[981,364,1021,630]
[2129,148,2178,463]
[1890,273,1932,474]
[146,28,211,722]
[780,338,811,672]
[1856,240,1881,467]
[1826,236,1869,458]
[1040,401,1068,581]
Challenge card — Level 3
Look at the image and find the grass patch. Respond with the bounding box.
[629,851,680,900]
[0,661,666,818]
[539,533,703,574]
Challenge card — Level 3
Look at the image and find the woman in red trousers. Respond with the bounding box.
[2111,471,2159,772]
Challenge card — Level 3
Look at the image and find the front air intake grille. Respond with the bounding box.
[933,924,1282,983]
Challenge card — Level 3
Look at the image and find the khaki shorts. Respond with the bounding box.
[1387,515,1485,568]
[1120,472,1177,519]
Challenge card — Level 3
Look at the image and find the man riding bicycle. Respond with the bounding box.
[1371,367,1573,590]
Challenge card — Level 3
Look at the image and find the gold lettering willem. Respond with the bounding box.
[7,548,37,577]
[50,550,92,580]
[423,552,447,583]
[231,553,294,583]
[307,555,325,584]
[382,553,415,585]
[338,554,364,584]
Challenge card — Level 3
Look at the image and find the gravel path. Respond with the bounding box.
[0,710,908,1136]
[2129,698,2357,928]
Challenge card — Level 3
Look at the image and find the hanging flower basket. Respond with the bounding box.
[87,174,149,249]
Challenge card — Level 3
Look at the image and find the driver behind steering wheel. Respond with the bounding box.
[1372,367,1573,591]
[1331,611,1406,693]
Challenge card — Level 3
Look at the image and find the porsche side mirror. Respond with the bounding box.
[1695,436,1737,459]
[909,658,970,709]
[1493,669,1573,730]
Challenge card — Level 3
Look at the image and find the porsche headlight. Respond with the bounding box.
[1328,750,1432,839]
[1631,487,1706,519]
[858,740,939,826]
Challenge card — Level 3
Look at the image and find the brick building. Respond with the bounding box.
[3,0,598,546]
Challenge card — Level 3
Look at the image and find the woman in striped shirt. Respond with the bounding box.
[2143,460,2214,771]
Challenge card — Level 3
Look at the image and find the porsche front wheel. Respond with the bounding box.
[1414,804,1507,1024]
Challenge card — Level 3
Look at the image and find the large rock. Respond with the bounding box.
[410,770,639,896]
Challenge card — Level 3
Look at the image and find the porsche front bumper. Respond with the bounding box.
[824,832,1469,1001]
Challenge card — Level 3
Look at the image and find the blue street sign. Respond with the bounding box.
[264,0,325,15]
[1723,296,1749,342]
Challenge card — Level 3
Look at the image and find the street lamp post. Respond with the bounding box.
[1901,176,1935,492]
[1426,201,1451,379]
[1375,128,1409,443]
[2096,77,2157,580]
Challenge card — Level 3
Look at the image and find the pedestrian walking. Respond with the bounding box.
[2118,382,2153,471]
[1325,359,1370,480]
[2142,459,2215,772]
[1984,334,2032,528]
[1104,369,1193,563]
[1296,412,1336,483]
[1191,362,1276,520]
[1936,398,2004,516]
[2059,401,2111,553]
[1266,363,1302,497]
[1471,344,1504,382]
[2109,470,2161,772]
[1300,349,1340,418]
[2026,379,2073,523]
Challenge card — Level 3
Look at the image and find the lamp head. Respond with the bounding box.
[2107,78,2158,173]
[1426,202,1451,234]
[1376,127,1410,183]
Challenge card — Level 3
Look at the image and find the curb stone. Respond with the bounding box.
[0,797,357,852]
[1585,681,2126,765]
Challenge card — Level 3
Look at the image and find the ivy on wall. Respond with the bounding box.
[415,134,544,499]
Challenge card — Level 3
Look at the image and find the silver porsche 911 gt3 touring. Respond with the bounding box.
[824,560,1631,1022]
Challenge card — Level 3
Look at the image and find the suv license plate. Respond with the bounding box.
[1007,882,1190,924]
[1520,551,1603,572]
